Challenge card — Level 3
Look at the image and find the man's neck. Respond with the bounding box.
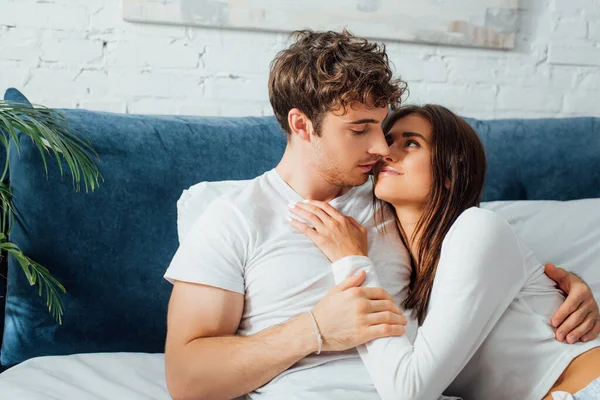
[275,147,352,203]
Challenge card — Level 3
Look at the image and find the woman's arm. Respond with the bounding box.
[330,208,528,400]
[289,201,527,400]
[290,201,599,399]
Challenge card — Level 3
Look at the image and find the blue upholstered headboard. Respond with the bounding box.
[467,117,600,201]
[1,87,599,368]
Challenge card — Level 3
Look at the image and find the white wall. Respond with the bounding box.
[0,0,598,119]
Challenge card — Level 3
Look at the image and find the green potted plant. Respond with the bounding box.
[0,100,102,324]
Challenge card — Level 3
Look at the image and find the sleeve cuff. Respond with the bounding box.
[331,256,375,284]
[164,268,245,295]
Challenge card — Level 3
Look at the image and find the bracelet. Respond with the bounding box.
[308,310,323,355]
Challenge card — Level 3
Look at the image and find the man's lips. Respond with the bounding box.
[358,162,378,172]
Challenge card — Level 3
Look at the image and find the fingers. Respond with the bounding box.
[307,201,366,232]
[551,295,583,329]
[291,201,367,239]
[544,263,558,276]
[357,287,396,303]
[365,324,406,340]
[582,320,600,342]
[367,311,407,326]
[555,307,588,342]
[304,200,346,223]
[368,299,403,315]
[555,290,600,343]
[309,200,365,232]
[289,217,319,242]
[289,202,326,230]
[344,214,365,232]
[561,310,596,343]
[545,264,571,292]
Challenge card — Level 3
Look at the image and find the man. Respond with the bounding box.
[163,30,600,400]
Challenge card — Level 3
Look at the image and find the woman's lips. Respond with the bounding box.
[378,166,402,177]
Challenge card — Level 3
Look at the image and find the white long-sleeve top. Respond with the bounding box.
[332,207,600,400]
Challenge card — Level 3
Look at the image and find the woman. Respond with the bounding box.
[288,105,600,400]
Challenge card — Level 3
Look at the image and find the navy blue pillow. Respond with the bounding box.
[0,88,33,368]
[468,117,600,201]
[1,89,286,366]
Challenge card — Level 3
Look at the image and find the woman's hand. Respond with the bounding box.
[288,200,368,263]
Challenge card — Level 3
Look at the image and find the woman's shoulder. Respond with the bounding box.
[442,207,527,278]
[447,207,517,243]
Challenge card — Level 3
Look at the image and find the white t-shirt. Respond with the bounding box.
[164,169,412,399]
[331,207,600,400]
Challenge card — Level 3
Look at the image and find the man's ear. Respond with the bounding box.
[288,108,314,142]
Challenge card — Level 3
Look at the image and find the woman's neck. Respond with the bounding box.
[392,204,425,263]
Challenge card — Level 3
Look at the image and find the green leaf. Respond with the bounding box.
[0,101,103,193]
[0,240,65,324]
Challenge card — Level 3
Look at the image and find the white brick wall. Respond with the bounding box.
[0,0,599,118]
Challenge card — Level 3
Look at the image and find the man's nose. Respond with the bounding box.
[370,132,390,157]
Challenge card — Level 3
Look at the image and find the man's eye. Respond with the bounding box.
[351,129,367,135]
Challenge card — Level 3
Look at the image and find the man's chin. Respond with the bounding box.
[346,173,370,187]
[321,169,370,188]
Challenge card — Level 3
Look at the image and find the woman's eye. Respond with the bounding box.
[385,135,394,145]
[351,129,367,135]
[406,140,419,148]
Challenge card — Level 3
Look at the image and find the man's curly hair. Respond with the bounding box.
[269,29,407,136]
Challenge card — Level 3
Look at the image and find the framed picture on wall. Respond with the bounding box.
[122,0,518,50]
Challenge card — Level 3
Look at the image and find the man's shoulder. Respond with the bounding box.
[201,172,283,234]
[213,172,273,210]
[184,182,263,244]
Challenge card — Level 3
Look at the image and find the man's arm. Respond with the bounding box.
[165,276,407,400]
[544,263,600,343]
[165,281,318,400]
[166,197,316,399]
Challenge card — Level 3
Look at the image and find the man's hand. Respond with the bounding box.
[545,263,600,343]
[312,270,407,351]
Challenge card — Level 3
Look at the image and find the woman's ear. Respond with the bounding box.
[288,108,313,142]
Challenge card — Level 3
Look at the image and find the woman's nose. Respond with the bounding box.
[383,153,397,163]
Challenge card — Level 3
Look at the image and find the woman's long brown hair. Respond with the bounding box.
[376,105,487,324]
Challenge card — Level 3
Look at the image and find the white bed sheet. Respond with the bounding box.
[0,352,169,400]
